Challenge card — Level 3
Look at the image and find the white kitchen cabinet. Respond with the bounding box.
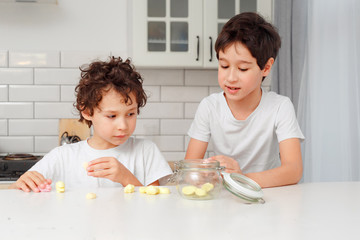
[131,0,272,68]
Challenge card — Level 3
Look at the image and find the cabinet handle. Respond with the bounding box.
[196,36,200,61]
[209,37,213,62]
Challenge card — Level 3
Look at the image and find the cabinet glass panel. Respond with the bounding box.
[148,0,166,17]
[218,0,235,19]
[170,22,188,52]
[148,22,166,51]
[170,0,188,17]
[218,23,226,35]
[240,0,257,13]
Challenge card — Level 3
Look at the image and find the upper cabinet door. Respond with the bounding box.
[131,0,272,69]
[132,0,203,68]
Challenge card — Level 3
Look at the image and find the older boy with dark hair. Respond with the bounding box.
[186,12,304,188]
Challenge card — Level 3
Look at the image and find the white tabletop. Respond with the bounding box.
[0,182,359,240]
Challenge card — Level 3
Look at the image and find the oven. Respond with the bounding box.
[0,154,42,181]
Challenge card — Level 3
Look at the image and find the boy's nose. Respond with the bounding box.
[227,67,238,82]
[116,118,128,130]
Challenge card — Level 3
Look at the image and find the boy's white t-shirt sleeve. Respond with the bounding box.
[187,98,211,142]
[142,140,173,186]
[28,147,59,179]
[275,97,305,143]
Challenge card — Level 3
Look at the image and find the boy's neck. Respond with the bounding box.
[224,88,262,121]
[87,137,119,150]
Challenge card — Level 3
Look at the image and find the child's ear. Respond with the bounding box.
[262,57,274,77]
[81,110,92,121]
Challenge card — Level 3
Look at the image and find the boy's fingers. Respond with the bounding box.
[17,181,30,192]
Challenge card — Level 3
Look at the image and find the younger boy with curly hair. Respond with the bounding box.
[11,57,172,192]
[185,12,304,188]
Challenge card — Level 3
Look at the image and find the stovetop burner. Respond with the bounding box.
[3,153,38,161]
[0,154,42,181]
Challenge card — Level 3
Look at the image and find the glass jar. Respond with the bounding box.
[174,159,224,200]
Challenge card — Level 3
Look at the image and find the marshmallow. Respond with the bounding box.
[139,186,147,194]
[181,185,196,196]
[56,181,65,193]
[124,184,135,193]
[195,188,207,197]
[145,186,159,195]
[159,187,170,194]
[82,162,89,170]
[86,192,97,199]
[201,183,214,192]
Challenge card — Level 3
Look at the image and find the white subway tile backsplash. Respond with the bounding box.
[61,85,76,102]
[144,86,160,102]
[185,70,218,86]
[0,52,272,155]
[0,136,34,153]
[0,85,8,101]
[0,119,7,135]
[0,68,33,84]
[184,103,199,119]
[161,86,208,102]
[0,102,33,118]
[61,51,111,68]
[35,102,78,118]
[133,119,159,135]
[140,103,183,118]
[140,69,184,85]
[9,85,60,101]
[160,119,193,135]
[137,135,184,151]
[209,87,222,95]
[35,68,81,85]
[9,119,58,136]
[0,51,8,67]
[262,75,271,87]
[35,136,58,153]
[9,51,60,68]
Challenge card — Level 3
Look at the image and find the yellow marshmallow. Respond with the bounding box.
[181,185,196,196]
[124,184,135,193]
[195,188,207,197]
[201,183,214,192]
[159,187,170,194]
[139,186,147,194]
[146,186,159,195]
[86,192,97,199]
[82,162,89,170]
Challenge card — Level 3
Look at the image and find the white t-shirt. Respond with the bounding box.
[188,90,304,174]
[29,137,172,188]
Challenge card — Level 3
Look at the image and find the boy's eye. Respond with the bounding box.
[220,65,229,69]
[127,112,136,117]
[107,115,116,119]
[239,68,248,71]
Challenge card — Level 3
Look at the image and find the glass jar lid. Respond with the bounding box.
[222,172,265,204]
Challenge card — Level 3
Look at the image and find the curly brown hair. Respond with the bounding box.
[215,12,281,71]
[74,56,147,127]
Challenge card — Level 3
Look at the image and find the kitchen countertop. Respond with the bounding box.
[0,182,359,240]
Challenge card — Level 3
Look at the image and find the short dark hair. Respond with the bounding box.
[215,12,281,70]
[75,56,147,127]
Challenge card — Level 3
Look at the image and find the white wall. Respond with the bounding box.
[0,0,128,52]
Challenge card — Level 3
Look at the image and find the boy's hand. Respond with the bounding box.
[209,155,243,174]
[87,157,141,186]
[10,171,52,193]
